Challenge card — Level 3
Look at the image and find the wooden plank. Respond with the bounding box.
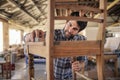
[104,54,117,60]
[75,72,93,80]
[55,0,77,3]
[26,42,45,46]
[0,18,8,22]
[54,41,101,49]
[55,16,103,23]
[94,0,119,18]
[54,48,100,57]
[29,46,47,58]
[26,42,47,58]
[55,4,103,13]
[54,41,101,58]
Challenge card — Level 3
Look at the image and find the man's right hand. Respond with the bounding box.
[24,29,45,42]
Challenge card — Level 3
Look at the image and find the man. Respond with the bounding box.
[24,11,87,80]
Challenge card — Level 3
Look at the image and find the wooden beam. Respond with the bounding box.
[53,41,101,58]
[54,48,100,58]
[7,0,39,24]
[27,42,47,58]
[55,0,77,3]
[107,0,120,10]
[55,16,103,23]
[0,17,8,22]
[75,72,93,80]
[96,0,107,80]
[108,22,120,27]
[8,20,27,30]
[46,0,55,80]
[94,0,119,18]
[55,4,103,13]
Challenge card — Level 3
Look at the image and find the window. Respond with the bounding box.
[9,29,21,45]
[0,21,3,52]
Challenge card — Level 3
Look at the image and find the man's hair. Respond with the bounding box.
[70,11,87,32]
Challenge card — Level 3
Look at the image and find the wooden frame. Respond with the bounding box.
[27,0,107,80]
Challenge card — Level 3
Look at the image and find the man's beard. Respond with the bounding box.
[65,30,74,38]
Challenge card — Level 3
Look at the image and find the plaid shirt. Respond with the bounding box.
[54,29,87,80]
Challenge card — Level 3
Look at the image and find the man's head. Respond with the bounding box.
[64,11,87,38]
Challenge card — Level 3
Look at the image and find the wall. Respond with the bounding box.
[86,27,99,40]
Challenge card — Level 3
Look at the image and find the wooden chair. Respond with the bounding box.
[0,57,6,78]
[0,53,11,79]
[27,0,107,80]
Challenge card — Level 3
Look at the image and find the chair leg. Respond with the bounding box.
[3,62,10,79]
[96,55,104,80]
[1,64,4,77]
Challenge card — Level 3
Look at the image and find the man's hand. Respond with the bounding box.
[72,61,85,72]
[24,29,45,42]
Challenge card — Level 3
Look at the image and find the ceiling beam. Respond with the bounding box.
[108,22,120,27]
[107,0,120,10]
[8,19,30,30]
[7,0,39,24]
[94,0,119,18]
[30,0,46,21]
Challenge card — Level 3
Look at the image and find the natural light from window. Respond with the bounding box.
[0,21,3,52]
[9,29,21,45]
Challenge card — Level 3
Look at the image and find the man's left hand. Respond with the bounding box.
[72,61,85,72]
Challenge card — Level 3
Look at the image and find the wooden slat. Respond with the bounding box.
[26,42,45,46]
[0,18,8,22]
[55,16,103,23]
[54,41,101,48]
[29,46,47,58]
[55,0,77,3]
[55,4,103,13]
[54,41,101,58]
[104,54,117,60]
[27,42,47,58]
[75,72,92,80]
[54,48,100,57]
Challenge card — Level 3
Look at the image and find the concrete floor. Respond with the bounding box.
[11,58,46,80]
[0,57,120,80]
[11,58,86,80]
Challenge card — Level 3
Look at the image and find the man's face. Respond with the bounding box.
[64,20,80,38]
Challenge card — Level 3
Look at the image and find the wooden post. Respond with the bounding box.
[46,0,55,80]
[28,45,34,80]
[96,0,107,80]
[2,21,9,50]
